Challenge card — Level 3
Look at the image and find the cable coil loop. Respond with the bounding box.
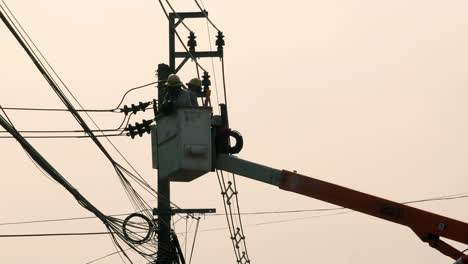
[122,213,155,245]
[228,130,243,154]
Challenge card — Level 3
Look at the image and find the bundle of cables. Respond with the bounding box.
[0,112,163,263]
[0,1,168,262]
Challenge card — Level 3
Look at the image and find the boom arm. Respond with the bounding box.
[216,154,468,263]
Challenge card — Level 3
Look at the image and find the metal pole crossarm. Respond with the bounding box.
[169,11,208,20]
[168,11,221,72]
[153,208,216,215]
[174,51,223,59]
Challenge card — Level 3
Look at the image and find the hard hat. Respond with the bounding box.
[165,74,183,87]
[187,78,202,88]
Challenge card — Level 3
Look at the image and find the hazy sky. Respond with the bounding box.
[1,0,468,263]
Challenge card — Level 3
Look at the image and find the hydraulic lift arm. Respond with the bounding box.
[216,154,468,263]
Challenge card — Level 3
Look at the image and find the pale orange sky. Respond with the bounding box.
[1,0,468,263]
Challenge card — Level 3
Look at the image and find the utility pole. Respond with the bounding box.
[155,63,172,264]
[154,11,222,264]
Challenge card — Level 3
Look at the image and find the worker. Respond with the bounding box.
[186,78,202,107]
[160,74,193,114]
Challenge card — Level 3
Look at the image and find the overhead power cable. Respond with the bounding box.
[114,81,158,110]
[0,231,112,238]
[86,247,133,264]
[2,82,157,114]
[0,109,135,137]
[1,3,195,260]
[0,112,132,139]
[0,128,124,134]
[194,0,227,108]
[157,0,207,73]
[1,192,467,228]
[0,212,349,240]
[0,133,125,139]
[0,3,161,262]
[0,107,116,113]
[200,0,220,105]
[193,0,221,32]
[164,0,192,32]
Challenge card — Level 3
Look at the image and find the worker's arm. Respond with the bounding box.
[216,154,468,262]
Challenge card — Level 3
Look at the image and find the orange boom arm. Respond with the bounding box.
[280,170,468,262]
[216,154,468,263]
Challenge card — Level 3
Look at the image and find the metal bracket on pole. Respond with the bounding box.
[169,11,223,73]
[153,208,216,216]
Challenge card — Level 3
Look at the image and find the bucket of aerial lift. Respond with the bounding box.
[152,107,212,182]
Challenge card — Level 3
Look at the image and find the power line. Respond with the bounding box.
[0,192,467,227]
[0,107,116,113]
[0,111,133,138]
[0,212,349,240]
[157,0,207,73]
[0,133,126,139]
[114,81,158,110]
[0,214,127,227]
[1,81,158,113]
[0,111,134,135]
[0,3,159,261]
[0,231,112,238]
[165,0,193,32]
[0,128,125,134]
[200,0,220,105]
[86,247,132,264]
[193,0,221,32]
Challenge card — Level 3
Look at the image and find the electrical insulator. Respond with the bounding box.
[215,31,225,53]
[202,71,211,90]
[121,101,151,116]
[127,119,154,139]
[187,32,197,53]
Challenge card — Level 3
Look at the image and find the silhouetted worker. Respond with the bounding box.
[160,74,193,115]
[186,78,202,107]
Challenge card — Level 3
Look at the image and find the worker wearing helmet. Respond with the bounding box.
[160,74,194,114]
[186,78,202,107]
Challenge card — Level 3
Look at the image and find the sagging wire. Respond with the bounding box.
[0,133,125,139]
[1,1,160,223]
[0,3,161,262]
[164,0,193,33]
[221,57,229,108]
[193,0,221,32]
[1,0,189,236]
[0,112,134,139]
[3,2,210,262]
[0,111,157,263]
[157,0,208,73]
[3,0,155,198]
[163,0,203,80]
[198,0,220,106]
[0,106,55,183]
[1,81,158,114]
[188,217,200,264]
